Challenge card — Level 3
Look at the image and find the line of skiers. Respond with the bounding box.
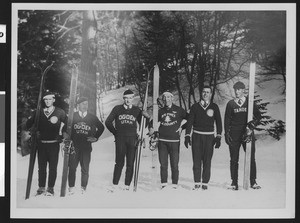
[25,81,261,196]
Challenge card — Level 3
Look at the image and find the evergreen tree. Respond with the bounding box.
[254,94,285,140]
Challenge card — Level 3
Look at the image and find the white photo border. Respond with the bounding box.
[10,3,296,219]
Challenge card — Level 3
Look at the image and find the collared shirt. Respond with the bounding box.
[78,111,87,118]
[235,96,246,106]
[200,100,210,109]
[44,106,55,117]
[123,104,132,110]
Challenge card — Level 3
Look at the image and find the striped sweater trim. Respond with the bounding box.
[193,130,214,135]
[159,138,180,143]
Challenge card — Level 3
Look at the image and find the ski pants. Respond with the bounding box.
[113,135,137,186]
[37,142,60,188]
[158,141,180,185]
[68,144,92,189]
[191,133,214,184]
[229,130,257,185]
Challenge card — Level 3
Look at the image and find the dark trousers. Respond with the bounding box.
[158,141,180,185]
[191,133,214,184]
[37,142,60,188]
[68,145,91,188]
[229,130,257,185]
[113,136,137,186]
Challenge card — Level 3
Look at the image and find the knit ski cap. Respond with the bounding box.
[123,89,134,97]
[43,91,55,99]
[77,96,88,104]
[233,81,245,90]
[162,91,174,97]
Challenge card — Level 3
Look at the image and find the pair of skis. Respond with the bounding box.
[60,65,79,197]
[133,64,160,192]
[25,62,54,200]
[25,64,78,199]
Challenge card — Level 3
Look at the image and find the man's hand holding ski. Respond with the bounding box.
[184,135,191,148]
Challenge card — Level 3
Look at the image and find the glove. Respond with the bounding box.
[243,127,253,143]
[247,120,258,130]
[184,136,191,148]
[213,136,221,149]
[225,132,232,145]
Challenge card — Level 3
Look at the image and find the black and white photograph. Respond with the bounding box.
[0,93,4,197]
[0,19,6,198]
[10,3,296,219]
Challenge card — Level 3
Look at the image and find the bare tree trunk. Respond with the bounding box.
[175,70,187,110]
[224,23,239,79]
[80,10,97,115]
[195,15,206,98]
[211,12,222,102]
[122,27,128,87]
[184,47,197,108]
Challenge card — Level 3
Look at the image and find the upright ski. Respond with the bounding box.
[60,65,79,197]
[25,62,54,199]
[149,64,159,190]
[133,68,151,192]
[243,61,256,190]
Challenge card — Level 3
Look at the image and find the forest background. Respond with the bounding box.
[16,9,286,143]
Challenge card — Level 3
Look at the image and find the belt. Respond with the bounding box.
[41,140,59,143]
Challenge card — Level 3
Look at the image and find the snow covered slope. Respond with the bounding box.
[12,75,293,219]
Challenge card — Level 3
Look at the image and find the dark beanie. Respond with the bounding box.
[77,96,88,104]
[233,81,245,89]
[123,89,134,96]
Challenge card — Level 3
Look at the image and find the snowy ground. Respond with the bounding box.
[11,75,294,219]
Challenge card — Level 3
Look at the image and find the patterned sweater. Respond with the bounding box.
[158,104,188,142]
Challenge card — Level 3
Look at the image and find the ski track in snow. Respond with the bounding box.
[14,75,288,217]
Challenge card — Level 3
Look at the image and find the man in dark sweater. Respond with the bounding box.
[105,89,150,191]
[66,97,105,194]
[152,91,188,189]
[26,91,66,196]
[224,81,261,190]
[184,86,222,190]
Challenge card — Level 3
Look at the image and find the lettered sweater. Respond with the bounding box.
[105,105,143,137]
